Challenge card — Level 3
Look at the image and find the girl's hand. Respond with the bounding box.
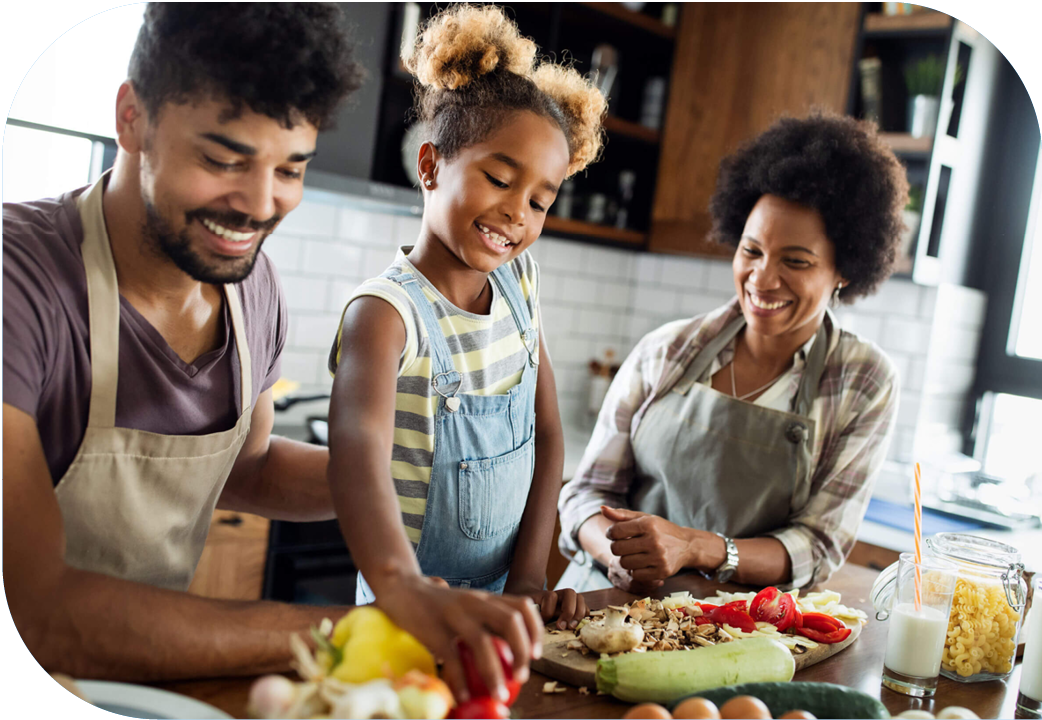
[524,588,588,630]
[375,574,542,705]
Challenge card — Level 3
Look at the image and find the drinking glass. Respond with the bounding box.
[881,553,959,697]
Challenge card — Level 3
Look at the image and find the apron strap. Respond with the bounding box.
[792,317,831,418]
[223,284,252,416]
[78,176,120,429]
[670,315,746,397]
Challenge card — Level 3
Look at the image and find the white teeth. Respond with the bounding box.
[202,218,255,242]
[749,294,790,310]
[477,224,511,247]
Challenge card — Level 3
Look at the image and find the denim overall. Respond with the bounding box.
[356,263,539,604]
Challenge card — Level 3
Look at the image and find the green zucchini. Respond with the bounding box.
[596,637,795,704]
[674,681,890,719]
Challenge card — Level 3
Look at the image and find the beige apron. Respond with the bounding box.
[54,176,253,591]
[558,315,828,592]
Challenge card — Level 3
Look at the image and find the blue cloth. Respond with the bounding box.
[357,263,538,604]
[864,497,988,534]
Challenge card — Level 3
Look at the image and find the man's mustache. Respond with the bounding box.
[185,208,282,232]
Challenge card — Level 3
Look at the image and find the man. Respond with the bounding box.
[4,4,540,693]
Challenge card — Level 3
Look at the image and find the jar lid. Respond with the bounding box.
[925,532,1022,570]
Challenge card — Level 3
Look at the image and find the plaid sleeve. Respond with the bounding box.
[765,352,899,589]
[557,322,686,555]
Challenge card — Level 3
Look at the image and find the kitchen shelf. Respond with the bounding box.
[579,2,676,39]
[863,11,952,36]
[880,133,934,156]
[542,216,646,245]
[603,115,661,144]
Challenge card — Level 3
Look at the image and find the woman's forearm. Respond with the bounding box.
[576,513,615,567]
[688,532,792,586]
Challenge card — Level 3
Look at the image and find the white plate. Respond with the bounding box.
[76,681,232,719]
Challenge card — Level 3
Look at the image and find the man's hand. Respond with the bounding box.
[520,587,588,631]
[602,506,695,583]
[375,574,542,705]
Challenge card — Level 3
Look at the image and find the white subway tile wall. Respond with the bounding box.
[267,192,984,463]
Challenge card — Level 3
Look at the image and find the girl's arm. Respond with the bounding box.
[328,297,542,704]
[502,320,587,628]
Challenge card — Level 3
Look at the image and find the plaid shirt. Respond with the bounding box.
[558,298,899,589]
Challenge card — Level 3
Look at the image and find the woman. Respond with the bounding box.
[558,112,908,594]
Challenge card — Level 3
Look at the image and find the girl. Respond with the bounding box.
[326,4,606,702]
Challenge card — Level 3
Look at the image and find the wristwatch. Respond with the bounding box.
[711,533,739,583]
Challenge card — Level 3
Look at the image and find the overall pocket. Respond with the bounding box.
[458,435,535,540]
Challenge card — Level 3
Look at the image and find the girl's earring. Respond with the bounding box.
[424,177,433,188]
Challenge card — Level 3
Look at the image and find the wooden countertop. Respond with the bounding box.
[153,563,1026,718]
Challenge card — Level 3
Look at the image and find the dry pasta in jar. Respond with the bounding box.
[940,574,1021,680]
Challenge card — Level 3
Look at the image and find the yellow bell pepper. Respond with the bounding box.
[329,606,436,683]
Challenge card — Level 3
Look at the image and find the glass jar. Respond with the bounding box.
[870,533,1028,683]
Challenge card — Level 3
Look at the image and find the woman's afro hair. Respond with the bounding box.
[405,3,606,177]
[709,112,910,302]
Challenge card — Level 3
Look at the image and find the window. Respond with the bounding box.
[976,393,1042,485]
[3,4,143,202]
[1010,150,1042,360]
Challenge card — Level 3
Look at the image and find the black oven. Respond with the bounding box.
[262,415,358,605]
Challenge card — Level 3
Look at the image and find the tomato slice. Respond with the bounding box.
[793,612,851,644]
[706,603,757,633]
[449,697,510,719]
[750,587,797,631]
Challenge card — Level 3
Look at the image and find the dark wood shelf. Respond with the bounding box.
[863,11,952,36]
[603,115,661,144]
[579,2,676,39]
[880,132,934,156]
[542,216,646,245]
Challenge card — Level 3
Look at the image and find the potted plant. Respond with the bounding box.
[904,55,946,138]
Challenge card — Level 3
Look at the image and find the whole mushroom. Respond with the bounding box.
[580,605,645,654]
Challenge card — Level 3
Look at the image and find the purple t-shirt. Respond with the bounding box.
[3,186,287,484]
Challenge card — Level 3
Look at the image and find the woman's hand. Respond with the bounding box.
[602,506,697,583]
[605,554,664,595]
[375,574,542,704]
[519,588,588,630]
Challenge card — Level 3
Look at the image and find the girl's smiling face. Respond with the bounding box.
[733,194,846,343]
[418,110,570,275]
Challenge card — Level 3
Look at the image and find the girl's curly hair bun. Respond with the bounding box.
[532,64,606,176]
[406,4,536,91]
[405,3,606,178]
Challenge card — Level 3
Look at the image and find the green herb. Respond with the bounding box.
[311,625,343,668]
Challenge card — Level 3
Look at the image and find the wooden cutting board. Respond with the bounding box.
[531,619,862,690]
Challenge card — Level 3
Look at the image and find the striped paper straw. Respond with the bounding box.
[914,462,923,612]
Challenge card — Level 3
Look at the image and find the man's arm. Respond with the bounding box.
[3,403,345,682]
[218,389,334,522]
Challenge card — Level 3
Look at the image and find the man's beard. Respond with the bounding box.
[141,199,279,284]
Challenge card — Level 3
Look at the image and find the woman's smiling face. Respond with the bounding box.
[733,194,845,343]
[419,110,569,275]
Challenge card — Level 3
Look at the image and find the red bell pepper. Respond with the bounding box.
[794,611,852,644]
[456,637,522,707]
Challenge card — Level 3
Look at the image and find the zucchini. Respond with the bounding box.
[595,637,795,704]
[675,681,890,719]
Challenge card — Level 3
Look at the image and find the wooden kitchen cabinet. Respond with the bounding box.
[649,2,862,257]
[187,510,271,601]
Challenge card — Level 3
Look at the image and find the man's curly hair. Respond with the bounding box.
[406,4,606,177]
[128,3,364,130]
[709,112,910,302]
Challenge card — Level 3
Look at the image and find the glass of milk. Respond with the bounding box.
[881,553,959,697]
[1017,577,1042,718]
